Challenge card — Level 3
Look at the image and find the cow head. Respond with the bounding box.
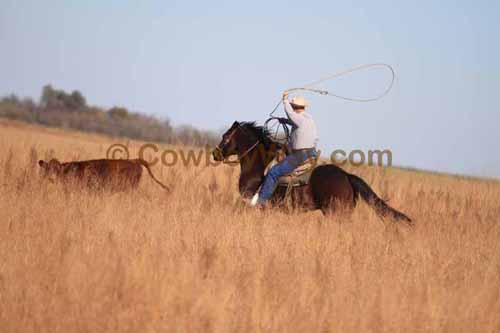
[38,159,63,179]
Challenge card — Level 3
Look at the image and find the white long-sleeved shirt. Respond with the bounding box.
[284,99,319,150]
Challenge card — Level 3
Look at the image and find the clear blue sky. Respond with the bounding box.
[1,0,499,177]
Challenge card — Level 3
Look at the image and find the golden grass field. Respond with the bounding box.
[0,119,499,332]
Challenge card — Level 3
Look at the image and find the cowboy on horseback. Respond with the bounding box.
[251,92,319,206]
[212,64,411,222]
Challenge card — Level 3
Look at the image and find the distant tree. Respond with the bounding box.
[40,85,87,110]
[1,94,20,105]
[67,90,86,110]
[40,85,58,108]
[21,97,36,109]
[108,106,129,119]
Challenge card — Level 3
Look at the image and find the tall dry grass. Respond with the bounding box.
[0,119,499,332]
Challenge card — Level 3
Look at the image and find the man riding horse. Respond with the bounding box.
[252,92,318,207]
[212,93,412,223]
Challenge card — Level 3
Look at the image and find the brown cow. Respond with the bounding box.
[38,158,170,192]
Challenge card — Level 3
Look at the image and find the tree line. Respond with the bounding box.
[0,85,219,146]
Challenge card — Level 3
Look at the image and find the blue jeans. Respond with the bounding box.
[258,148,316,204]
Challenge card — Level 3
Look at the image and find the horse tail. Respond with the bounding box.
[135,159,171,192]
[347,173,412,224]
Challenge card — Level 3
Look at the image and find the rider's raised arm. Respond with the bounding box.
[283,98,302,126]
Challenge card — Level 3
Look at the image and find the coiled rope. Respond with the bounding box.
[269,63,395,117]
[266,63,395,142]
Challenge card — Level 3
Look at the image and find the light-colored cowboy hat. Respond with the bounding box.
[290,96,309,108]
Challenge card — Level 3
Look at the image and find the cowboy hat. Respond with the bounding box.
[290,96,309,108]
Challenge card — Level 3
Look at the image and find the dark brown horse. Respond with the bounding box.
[212,121,411,223]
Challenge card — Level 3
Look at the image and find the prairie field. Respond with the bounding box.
[0,119,499,332]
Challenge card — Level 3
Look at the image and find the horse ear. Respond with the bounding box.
[38,160,45,167]
[232,121,239,127]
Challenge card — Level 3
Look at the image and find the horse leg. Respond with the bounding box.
[310,167,355,217]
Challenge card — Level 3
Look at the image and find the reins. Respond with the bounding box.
[218,140,260,165]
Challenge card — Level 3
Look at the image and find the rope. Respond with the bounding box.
[287,63,395,102]
[264,116,290,145]
[269,63,395,117]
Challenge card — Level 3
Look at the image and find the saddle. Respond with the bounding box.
[275,150,321,187]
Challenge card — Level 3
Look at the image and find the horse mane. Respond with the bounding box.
[239,121,276,147]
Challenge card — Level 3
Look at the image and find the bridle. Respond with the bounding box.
[214,124,260,165]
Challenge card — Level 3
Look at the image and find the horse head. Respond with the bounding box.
[212,121,281,165]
